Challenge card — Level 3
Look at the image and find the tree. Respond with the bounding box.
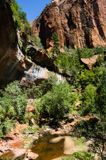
[52,32,60,56]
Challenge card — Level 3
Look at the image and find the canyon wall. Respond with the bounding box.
[32,0,106,49]
[0,0,30,87]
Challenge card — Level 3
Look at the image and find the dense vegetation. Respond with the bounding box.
[0,1,106,159]
[0,46,106,130]
[10,0,30,33]
[62,151,94,160]
[1,45,106,158]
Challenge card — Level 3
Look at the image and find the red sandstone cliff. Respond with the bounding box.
[32,0,106,49]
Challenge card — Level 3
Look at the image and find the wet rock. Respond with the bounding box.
[0,1,33,87]
[26,149,38,160]
[49,136,64,144]
[21,61,65,86]
[27,45,58,72]
[8,138,24,149]
[13,148,26,160]
[64,136,75,154]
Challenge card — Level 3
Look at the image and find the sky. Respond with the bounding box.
[16,0,51,22]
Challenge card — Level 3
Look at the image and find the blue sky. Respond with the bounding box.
[16,0,51,21]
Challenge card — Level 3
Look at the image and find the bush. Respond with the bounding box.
[94,46,106,55]
[0,81,27,122]
[0,78,61,135]
[62,151,94,160]
[0,81,28,135]
[26,76,57,99]
[81,84,97,115]
[79,69,96,87]
[11,0,30,33]
[55,50,81,84]
[51,32,60,56]
[78,48,94,58]
[96,70,106,118]
[31,36,43,48]
[36,82,81,122]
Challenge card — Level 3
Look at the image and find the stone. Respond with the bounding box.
[49,136,64,143]
[13,148,26,160]
[26,149,38,160]
[81,54,100,69]
[0,1,32,87]
[32,0,106,50]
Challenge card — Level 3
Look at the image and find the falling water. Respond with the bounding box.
[24,63,65,83]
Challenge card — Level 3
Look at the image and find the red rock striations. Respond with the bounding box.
[32,0,106,50]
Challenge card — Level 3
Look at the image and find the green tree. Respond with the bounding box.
[52,32,60,56]
[81,84,97,115]
[36,82,81,123]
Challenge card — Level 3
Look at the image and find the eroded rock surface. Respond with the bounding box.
[0,0,31,87]
[32,0,106,50]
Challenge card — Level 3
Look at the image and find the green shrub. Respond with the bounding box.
[31,36,43,48]
[62,151,94,160]
[51,32,60,56]
[55,50,81,84]
[96,70,106,118]
[36,82,81,122]
[79,69,96,87]
[10,0,30,33]
[26,76,57,99]
[94,66,106,86]
[94,46,106,55]
[0,81,28,135]
[0,81,27,122]
[0,118,15,137]
[78,48,94,58]
[81,84,97,115]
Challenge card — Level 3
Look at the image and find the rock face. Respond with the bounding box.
[32,0,106,49]
[0,0,31,87]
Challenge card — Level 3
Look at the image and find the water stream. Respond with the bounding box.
[24,64,65,83]
[32,135,66,160]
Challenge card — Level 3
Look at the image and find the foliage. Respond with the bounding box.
[55,50,81,83]
[36,82,79,122]
[51,32,60,56]
[31,35,43,48]
[62,151,94,160]
[78,48,94,58]
[94,46,106,55]
[78,47,106,58]
[0,81,27,122]
[0,118,15,138]
[26,76,57,99]
[10,0,30,33]
[0,81,27,136]
[96,70,106,118]
[81,84,97,115]
[79,70,96,87]
[0,77,61,135]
